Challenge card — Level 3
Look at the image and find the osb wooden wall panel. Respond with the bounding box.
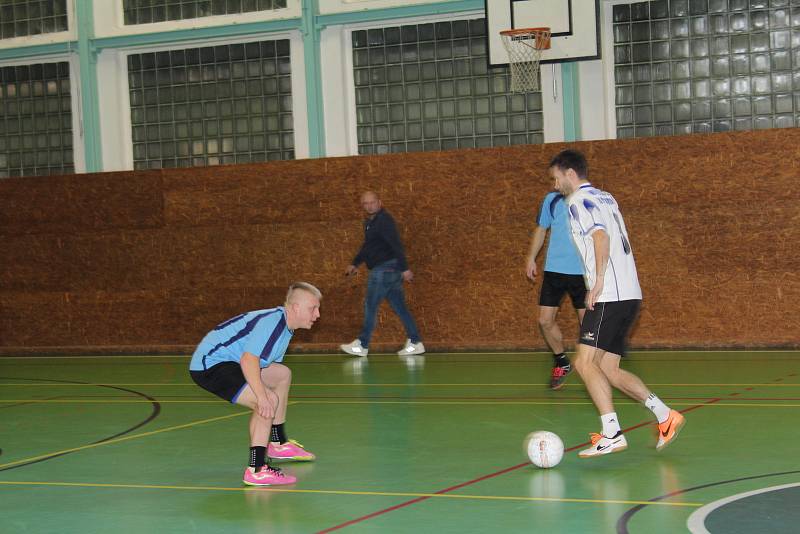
[1,129,798,353]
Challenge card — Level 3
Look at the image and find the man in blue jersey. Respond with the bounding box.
[340,191,425,357]
[526,190,586,389]
[548,149,685,458]
[189,282,321,486]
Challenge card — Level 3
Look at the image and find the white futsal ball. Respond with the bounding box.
[524,431,564,469]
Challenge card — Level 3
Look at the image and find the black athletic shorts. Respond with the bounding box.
[539,271,587,309]
[579,300,641,356]
[190,361,248,403]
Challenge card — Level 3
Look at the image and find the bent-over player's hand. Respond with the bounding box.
[255,393,275,420]
[402,270,414,282]
[345,265,358,277]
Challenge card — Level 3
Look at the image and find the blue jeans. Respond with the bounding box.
[358,260,421,348]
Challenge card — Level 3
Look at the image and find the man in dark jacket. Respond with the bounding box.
[341,191,425,357]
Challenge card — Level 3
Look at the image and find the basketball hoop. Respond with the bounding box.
[499,27,551,93]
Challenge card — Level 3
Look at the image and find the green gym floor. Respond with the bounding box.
[1,351,798,533]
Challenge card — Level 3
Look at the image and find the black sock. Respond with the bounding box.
[249,446,267,471]
[554,353,570,367]
[271,423,287,444]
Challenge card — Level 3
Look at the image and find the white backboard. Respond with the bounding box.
[486,0,600,66]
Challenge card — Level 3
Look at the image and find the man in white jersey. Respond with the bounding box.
[548,149,685,458]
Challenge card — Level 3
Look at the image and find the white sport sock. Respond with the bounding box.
[600,412,621,437]
[644,393,670,423]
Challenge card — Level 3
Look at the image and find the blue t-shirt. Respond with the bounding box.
[536,192,584,275]
[189,307,293,371]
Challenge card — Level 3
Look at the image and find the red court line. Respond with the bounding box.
[316,400,719,534]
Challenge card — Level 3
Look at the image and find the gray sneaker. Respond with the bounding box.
[340,339,368,356]
[397,339,425,356]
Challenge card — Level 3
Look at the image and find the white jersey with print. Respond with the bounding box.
[566,183,642,302]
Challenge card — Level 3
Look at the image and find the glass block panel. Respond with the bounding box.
[0,0,68,40]
[353,18,544,154]
[653,20,671,39]
[654,103,673,120]
[128,39,292,168]
[635,84,654,102]
[693,99,713,117]
[634,64,653,82]
[774,114,794,127]
[753,94,773,112]
[615,24,633,43]
[651,0,670,18]
[614,4,632,22]
[653,41,671,60]
[123,0,287,25]
[614,0,800,138]
[0,61,73,177]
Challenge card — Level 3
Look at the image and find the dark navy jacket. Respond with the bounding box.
[352,208,409,271]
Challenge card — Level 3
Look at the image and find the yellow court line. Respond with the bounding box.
[0,411,249,470]
[1,382,799,387]
[290,400,800,408]
[3,399,800,408]
[0,480,703,507]
[0,399,232,404]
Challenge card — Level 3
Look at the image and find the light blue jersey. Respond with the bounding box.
[537,191,584,275]
[189,307,293,371]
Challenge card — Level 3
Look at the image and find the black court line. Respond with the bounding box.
[0,376,161,473]
[616,371,799,533]
[616,469,800,534]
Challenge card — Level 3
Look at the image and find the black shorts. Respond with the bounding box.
[190,362,248,403]
[539,271,587,309]
[579,300,641,356]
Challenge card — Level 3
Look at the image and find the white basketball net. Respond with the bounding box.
[500,28,551,93]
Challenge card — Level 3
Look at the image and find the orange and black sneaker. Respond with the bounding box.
[550,365,572,390]
[656,409,686,451]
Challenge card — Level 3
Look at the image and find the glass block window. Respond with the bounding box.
[123,0,287,25]
[352,19,544,154]
[0,62,74,178]
[127,40,293,169]
[612,0,798,138]
[0,0,68,40]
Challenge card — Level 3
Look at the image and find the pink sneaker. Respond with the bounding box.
[242,465,296,486]
[268,439,316,461]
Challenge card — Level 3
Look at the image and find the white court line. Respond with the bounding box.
[686,482,800,534]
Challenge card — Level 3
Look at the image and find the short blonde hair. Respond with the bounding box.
[285,282,322,305]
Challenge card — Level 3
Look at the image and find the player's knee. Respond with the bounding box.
[275,363,292,384]
[572,352,592,374]
[538,315,556,329]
